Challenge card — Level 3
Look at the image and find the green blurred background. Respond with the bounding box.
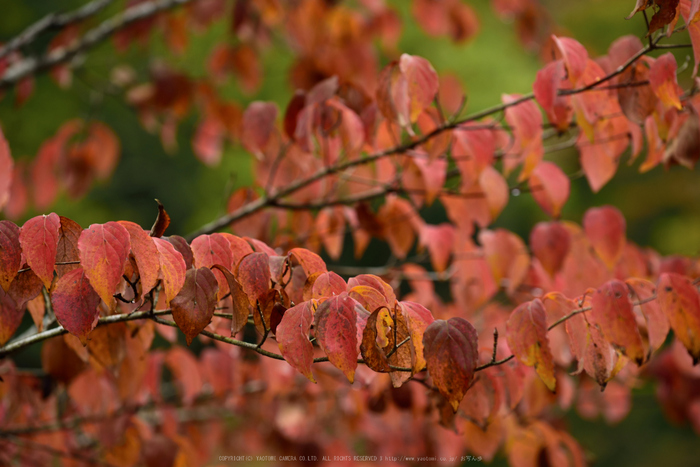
[1,0,699,465]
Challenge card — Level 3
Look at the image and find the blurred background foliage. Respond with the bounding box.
[1,0,699,465]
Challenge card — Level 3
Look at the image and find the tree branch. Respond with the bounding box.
[0,0,193,89]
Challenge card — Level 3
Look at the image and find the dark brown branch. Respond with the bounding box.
[0,0,194,89]
[0,0,113,60]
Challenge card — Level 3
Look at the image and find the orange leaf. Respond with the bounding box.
[591,280,645,364]
[118,221,160,295]
[78,222,131,309]
[649,52,683,110]
[529,162,570,218]
[583,206,626,269]
[153,237,186,303]
[0,221,21,292]
[657,272,700,362]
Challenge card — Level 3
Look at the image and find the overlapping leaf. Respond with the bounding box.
[0,220,21,291]
[583,206,626,269]
[52,267,102,345]
[313,294,358,382]
[657,272,700,362]
[153,237,186,303]
[506,299,556,391]
[19,213,61,288]
[78,222,131,308]
[423,317,478,411]
[277,300,316,382]
[171,267,219,346]
[118,221,160,295]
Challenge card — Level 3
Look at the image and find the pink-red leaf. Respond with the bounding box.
[649,52,683,110]
[591,280,645,364]
[657,272,700,362]
[191,233,233,300]
[19,213,61,288]
[211,264,251,336]
[277,300,316,382]
[78,222,131,308]
[0,220,21,291]
[530,222,571,277]
[423,317,478,411]
[583,206,626,269]
[529,162,570,218]
[314,293,358,383]
[56,216,82,279]
[237,252,271,306]
[506,299,556,391]
[171,267,219,346]
[0,288,20,346]
[52,267,102,345]
[153,237,186,303]
[626,277,670,352]
[0,128,12,211]
[553,36,589,85]
[118,221,160,294]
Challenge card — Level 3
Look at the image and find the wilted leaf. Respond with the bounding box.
[591,280,645,364]
[0,220,21,291]
[314,294,358,382]
[423,317,479,411]
[171,267,219,346]
[583,206,626,269]
[277,300,316,382]
[52,267,102,345]
[506,299,556,391]
[360,306,394,373]
[657,272,700,362]
[153,237,186,303]
[19,213,61,288]
[149,199,171,237]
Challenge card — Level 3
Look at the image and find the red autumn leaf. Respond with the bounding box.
[478,229,530,293]
[591,280,645,364]
[241,101,278,156]
[55,216,82,279]
[583,205,626,269]
[649,52,683,110]
[347,274,397,305]
[192,116,223,166]
[626,277,670,352]
[418,223,455,273]
[502,94,543,179]
[191,233,233,300]
[348,285,391,315]
[313,293,359,383]
[553,35,589,85]
[166,235,193,269]
[378,195,421,259]
[533,60,573,131]
[578,131,620,192]
[171,267,219,346]
[288,248,327,278]
[360,306,394,373]
[276,300,316,382]
[7,269,43,312]
[164,346,203,405]
[529,221,571,277]
[118,221,160,295]
[219,233,254,269]
[78,222,131,308]
[0,127,12,211]
[398,301,435,373]
[237,252,271,306]
[506,299,556,391]
[52,267,102,345]
[311,271,347,299]
[315,207,346,260]
[0,220,21,292]
[153,237,186,303]
[19,213,61,288]
[657,272,700,362]
[423,317,479,411]
[664,107,700,169]
[0,288,21,346]
[284,90,306,140]
[529,161,570,218]
[479,165,509,220]
[211,264,251,336]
